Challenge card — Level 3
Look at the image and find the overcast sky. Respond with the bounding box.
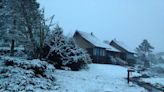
[37,0,164,52]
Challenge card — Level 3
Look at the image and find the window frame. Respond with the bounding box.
[93,48,106,56]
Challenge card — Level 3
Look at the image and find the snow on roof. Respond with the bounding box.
[77,31,110,49]
[112,39,134,53]
[106,46,121,52]
[104,40,121,52]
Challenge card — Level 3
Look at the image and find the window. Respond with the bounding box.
[93,48,106,56]
[100,49,103,56]
[96,48,100,56]
[93,48,96,56]
[93,48,99,56]
[102,50,106,56]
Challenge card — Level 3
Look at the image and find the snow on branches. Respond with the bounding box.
[44,25,92,71]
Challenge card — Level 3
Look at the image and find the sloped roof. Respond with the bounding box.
[112,39,134,53]
[106,45,121,52]
[77,31,110,49]
[104,41,121,52]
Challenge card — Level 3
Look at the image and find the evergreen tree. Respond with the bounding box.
[15,0,41,58]
[65,38,92,70]
[136,39,154,55]
[45,25,92,70]
[0,0,19,55]
[45,25,66,68]
[136,39,154,67]
[1,0,49,58]
[0,0,5,41]
[0,0,10,47]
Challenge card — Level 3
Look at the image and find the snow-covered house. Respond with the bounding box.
[104,41,123,59]
[110,39,135,62]
[73,31,123,64]
[73,31,109,63]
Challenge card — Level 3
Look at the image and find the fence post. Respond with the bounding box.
[127,67,135,84]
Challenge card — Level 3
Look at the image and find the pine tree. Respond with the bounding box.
[45,25,92,70]
[0,1,10,47]
[65,38,92,70]
[1,0,49,58]
[136,39,154,55]
[0,0,18,55]
[44,25,66,68]
[136,39,154,67]
[0,0,4,41]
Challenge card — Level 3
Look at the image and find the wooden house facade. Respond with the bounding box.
[73,31,135,65]
[73,31,110,64]
[110,39,135,65]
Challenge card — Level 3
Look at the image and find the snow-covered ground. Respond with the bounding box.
[0,57,57,92]
[52,64,147,92]
[138,64,164,89]
[141,78,164,89]
[0,56,147,92]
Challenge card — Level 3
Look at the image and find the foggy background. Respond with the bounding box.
[37,0,164,52]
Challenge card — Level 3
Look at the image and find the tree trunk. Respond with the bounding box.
[10,39,15,56]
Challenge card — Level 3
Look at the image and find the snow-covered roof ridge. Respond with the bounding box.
[106,46,121,52]
[77,30,110,49]
[104,40,121,52]
[112,39,134,53]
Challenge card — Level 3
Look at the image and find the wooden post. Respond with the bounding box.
[10,39,15,56]
[127,69,130,84]
[127,67,135,84]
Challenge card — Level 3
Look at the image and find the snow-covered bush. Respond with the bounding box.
[64,46,92,71]
[110,56,128,66]
[139,64,164,77]
[44,25,92,71]
[14,50,26,57]
[0,57,57,92]
[150,64,164,74]
[127,59,137,67]
[109,56,117,64]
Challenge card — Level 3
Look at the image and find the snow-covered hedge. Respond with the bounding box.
[0,57,57,92]
[150,64,164,74]
[110,56,128,66]
[139,64,164,77]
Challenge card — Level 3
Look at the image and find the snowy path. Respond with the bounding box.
[53,64,147,92]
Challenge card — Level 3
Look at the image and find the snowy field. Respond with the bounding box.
[139,64,164,90]
[141,78,164,89]
[0,57,147,92]
[49,64,147,92]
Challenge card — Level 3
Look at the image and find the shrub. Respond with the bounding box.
[4,59,14,66]
[44,26,92,71]
[3,57,54,77]
[48,51,62,69]
[0,57,57,91]
[66,60,87,71]
[33,66,45,76]
[127,59,137,67]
